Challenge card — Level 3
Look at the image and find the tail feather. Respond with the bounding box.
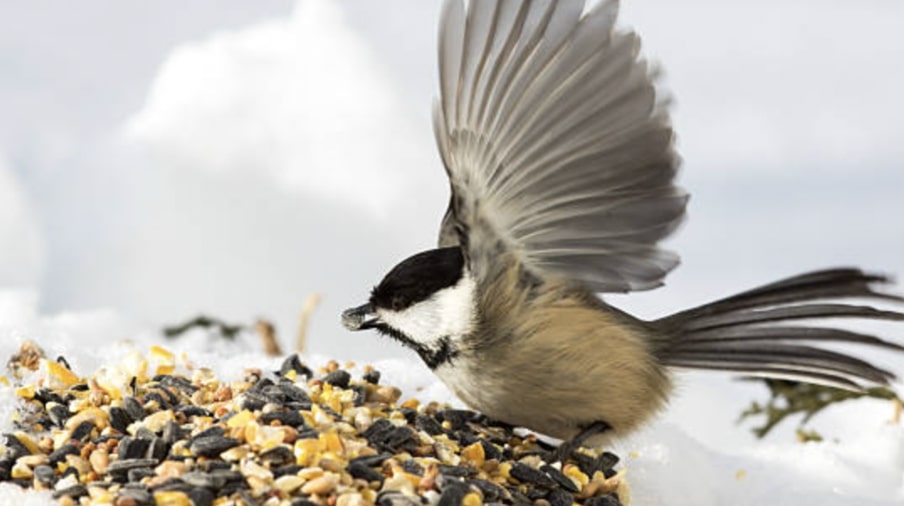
[685,326,904,352]
[663,360,865,391]
[682,303,904,331]
[669,343,896,385]
[657,268,904,390]
[669,268,903,322]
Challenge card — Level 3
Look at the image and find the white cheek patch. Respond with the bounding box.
[378,275,476,346]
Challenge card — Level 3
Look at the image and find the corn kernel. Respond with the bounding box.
[45,360,80,388]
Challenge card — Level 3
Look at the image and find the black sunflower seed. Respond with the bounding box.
[34,388,64,405]
[323,369,351,389]
[177,405,213,418]
[362,369,381,384]
[526,486,550,500]
[279,354,312,379]
[109,406,130,433]
[437,410,467,431]
[585,494,622,506]
[33,464,55,485]
[296,427,319,439]
[377,491,422,506]
[347,461,385,483]
[151,477,194,493]
[349,453,393,468]
[259,409,305,428]
[510,462,557,488]
[276,381,311,404]
[397,407,417,425]
[209,469,245,483]
[467,478,507,502]
[49,443,80,466]
[597,451,620,478]
[2,433,32,461]
[122,397,145,422]
[261,385,287,403]
[351,385,368,406]
[438,465,475,478]
[363,418,418,453]
[415,414,444,436]
[285,400,313,411]
[127,468,156,483]
[190,436,241,458]
[147,436,169,461]
[197,460,232,473]
[143,391,169,409]
[47,404,71,428]
[118,436,150,459]
[548,489,575,506]
[540,464,579,493]
[239,392,268,412]
[134,427,156,440]
[216,478,249,496]
[156,386,181,406]
[106,458,159,476]
[52,484,88,499]
[191,426,225,441]
[189,487,216,506]
[248,377,274,394]
[259,445,294,466]
[162,421,184,445]
[155,374,197,394]
[438,479,469,506]
[273,464,303,478]
[481,439,503,461]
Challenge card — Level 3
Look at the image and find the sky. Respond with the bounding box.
[0,0,902,376]
[0,1,903,504]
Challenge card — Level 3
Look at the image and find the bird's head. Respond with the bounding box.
[342,246,475,368]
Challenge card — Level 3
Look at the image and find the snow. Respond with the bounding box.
[1,293,902,505]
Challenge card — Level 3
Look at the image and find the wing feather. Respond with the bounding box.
[435,0,684,291]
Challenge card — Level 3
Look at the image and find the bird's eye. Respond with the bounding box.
[391,295,407,311]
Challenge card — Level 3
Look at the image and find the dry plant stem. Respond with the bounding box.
[296,293,323,354]
[255,320,281,356]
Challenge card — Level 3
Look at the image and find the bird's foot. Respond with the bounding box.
[546,420,612,464]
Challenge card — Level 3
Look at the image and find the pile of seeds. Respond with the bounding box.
[0,342,627,505]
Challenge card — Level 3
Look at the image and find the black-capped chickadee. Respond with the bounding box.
[342,0,903,455]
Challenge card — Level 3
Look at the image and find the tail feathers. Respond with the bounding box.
[681,303,904,332]
[668,268,903,324]
[657,268,904,391]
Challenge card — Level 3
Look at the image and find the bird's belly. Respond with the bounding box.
[433,328,670,442]
[433,359,570,436]
[433,355,623,441]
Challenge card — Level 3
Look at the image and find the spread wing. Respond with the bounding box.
[434,0,687,292]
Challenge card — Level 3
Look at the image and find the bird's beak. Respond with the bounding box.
[342,303,377,331]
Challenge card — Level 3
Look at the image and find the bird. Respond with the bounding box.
[341,0,903,458]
